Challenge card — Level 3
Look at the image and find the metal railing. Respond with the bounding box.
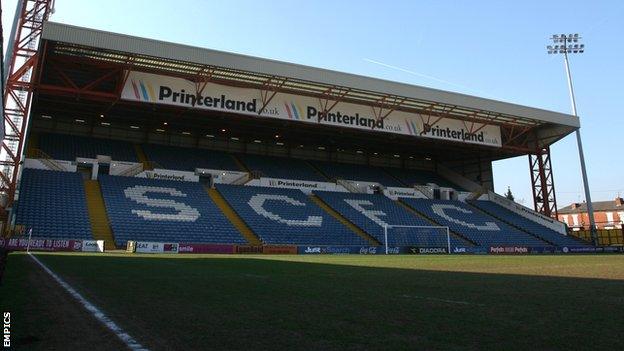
[336,179,361,193]
[231,172,250,185]
[117,163,144,177]
[26,149,66,171]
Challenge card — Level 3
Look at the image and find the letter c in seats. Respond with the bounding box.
[431,204,499,231]
[124,186,200,221]
[344,199,389,227]
[248,194,322,227]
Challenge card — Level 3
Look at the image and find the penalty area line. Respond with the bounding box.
[400,294,485,306]
[28,253,149,351]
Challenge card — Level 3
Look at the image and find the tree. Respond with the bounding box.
[504,186,515,202]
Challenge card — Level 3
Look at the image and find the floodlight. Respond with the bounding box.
[544,31,597,244]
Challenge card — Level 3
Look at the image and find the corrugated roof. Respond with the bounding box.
[41,21,580,129]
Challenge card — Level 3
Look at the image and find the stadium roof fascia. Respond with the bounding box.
[40,21,580,130]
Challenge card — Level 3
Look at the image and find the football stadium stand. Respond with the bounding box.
[311,161,403,186]
[384,167,462,189]
[238,154,325,181]
[15,169,93,239]
[141,144,242,172]
[39,133,137,162]
[314,191,472,247]
[400,198,550,247]
[98,175,247,247]
[216,184,370,246]
[468,200,588,247]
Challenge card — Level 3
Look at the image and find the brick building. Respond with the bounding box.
[558,197,624,230]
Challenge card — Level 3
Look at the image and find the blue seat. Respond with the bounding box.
[312,161,403,187]
[39,133,137,162]
[239,154,325,181]
[400,198,550,247]
[384,168,463,189]
[314,191,472,248]
[469,200,589,247]
[15,169,93,240]
[99,175,247,247]
[216,184,369,246]
[142,144,242,172]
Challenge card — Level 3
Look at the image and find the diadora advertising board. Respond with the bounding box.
[121,71,502,147]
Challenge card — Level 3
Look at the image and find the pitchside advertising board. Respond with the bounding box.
[133,241,179,254]
[121,71,502,148]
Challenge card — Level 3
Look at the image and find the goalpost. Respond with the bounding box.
[382,224,451,255]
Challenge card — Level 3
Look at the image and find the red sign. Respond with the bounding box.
[489,246,529,254]
[178,243,234,254]
[262,245,298,254]
[0,238,82,252]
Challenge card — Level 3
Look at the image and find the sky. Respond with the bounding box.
[2,0,623,208]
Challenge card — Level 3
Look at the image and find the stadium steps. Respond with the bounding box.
[466,201,585,246]
[134,144,152,170]
[231,154,251,173]
[208,187,261,245]
[84,180,116,250]
[397,199,478,246]
[309,194,380,245]
[305,161,332,181]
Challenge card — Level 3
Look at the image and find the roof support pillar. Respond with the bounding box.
[529,145,558,219]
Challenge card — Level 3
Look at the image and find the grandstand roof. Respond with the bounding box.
[33,22,579,157]
[40,22,579,127]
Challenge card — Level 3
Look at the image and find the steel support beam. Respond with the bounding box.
[0,0,54,214]
[529,146,558,218]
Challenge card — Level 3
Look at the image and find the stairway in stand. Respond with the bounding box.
[84,180,116,250]
[207,187,261,245]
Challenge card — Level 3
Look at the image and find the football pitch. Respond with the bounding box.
[1,253,623,350]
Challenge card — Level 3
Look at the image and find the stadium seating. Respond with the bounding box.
[400,198,550,247]
[239,154,325,181]
[314,191,472,247]
[15,169,93,239]
[468,200,589,247]
[99,175,247,246]
[142,144,242,172]
[39,133,137,162]
[312,161,403,186]
[216,184,369,246]
[384,167,462,189]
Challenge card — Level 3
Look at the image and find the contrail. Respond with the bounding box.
[363,58,501,100]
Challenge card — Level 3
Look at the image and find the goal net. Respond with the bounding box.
[382,225,451,254]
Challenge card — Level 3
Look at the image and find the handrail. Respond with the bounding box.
[231,172,250,185]
[26,148,66,171]
[466,186,488,201]
[336,178,361,193]
[414,185,433,199]
[118,163,144,177]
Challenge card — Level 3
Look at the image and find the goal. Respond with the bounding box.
[382,225,451,254]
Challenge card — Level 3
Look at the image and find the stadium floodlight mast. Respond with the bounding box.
[546,33,597,245]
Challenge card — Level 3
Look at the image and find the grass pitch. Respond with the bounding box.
[2,253,623,350]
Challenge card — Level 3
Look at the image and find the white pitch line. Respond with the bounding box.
[400,294,485,306]
[28,253,149,351]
